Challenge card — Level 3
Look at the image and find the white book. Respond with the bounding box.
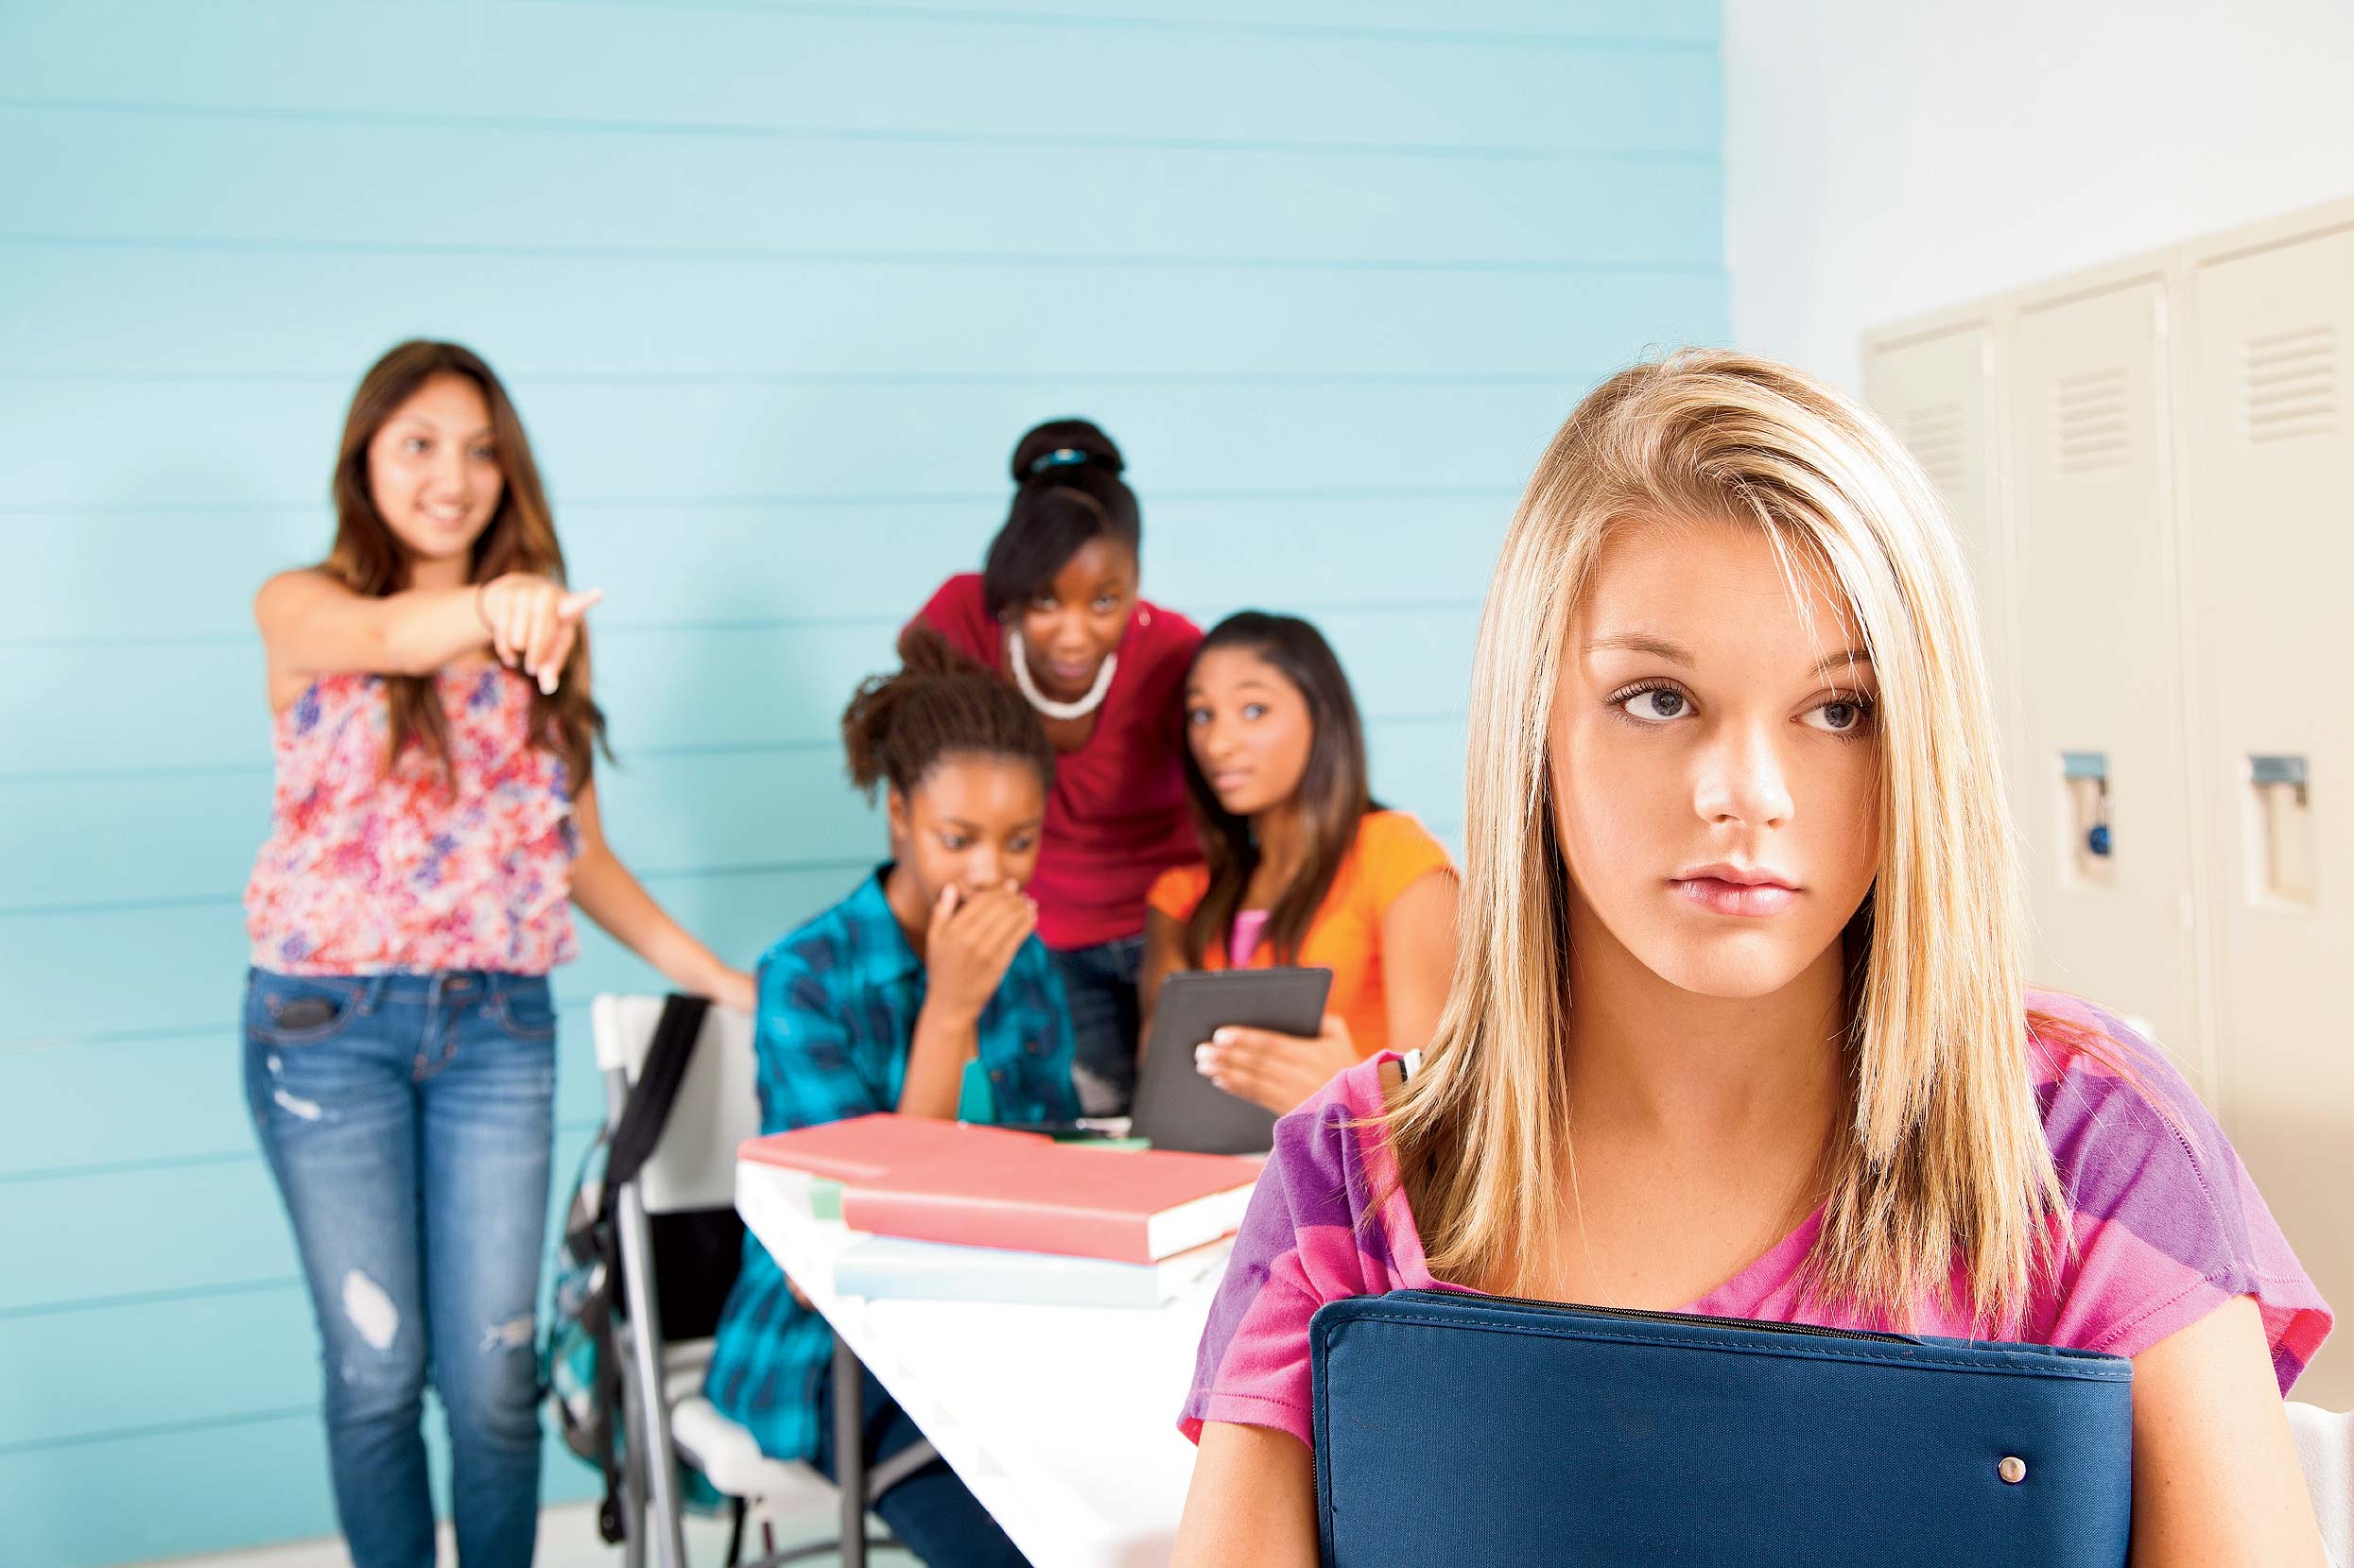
[831,1233,1232,1309]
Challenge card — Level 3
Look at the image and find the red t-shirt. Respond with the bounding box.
[909,574,1203,951]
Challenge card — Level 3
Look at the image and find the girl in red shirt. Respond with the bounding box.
[908,419,1201,1113]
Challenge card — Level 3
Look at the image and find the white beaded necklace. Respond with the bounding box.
[1006,629,1117,721]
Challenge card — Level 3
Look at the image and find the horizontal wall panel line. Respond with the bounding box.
[0,484,1525,517]
[0,232,1723,273]
[0,734,840,784]
[0,96,1712,164]
[0,1274,300,1323]
[0,1023,258,1055]
[0,891,247,918]
[0,713,1466,788]
[0,1117,604,1193]
[0,759,278,784]
[0,715,1466,786]
[0,857,876,920]
[0,1147,257,1186]
[0,1403,318,1459]
[0,595,1483,650]
[506,1,1718,52]
[0,370,1615,388]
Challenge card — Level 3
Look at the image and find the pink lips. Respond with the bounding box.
[1671,863,1801,918]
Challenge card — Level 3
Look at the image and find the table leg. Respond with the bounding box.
[834,1331,868,1568]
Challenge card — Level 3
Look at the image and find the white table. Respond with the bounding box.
[735,1159,1221,1568]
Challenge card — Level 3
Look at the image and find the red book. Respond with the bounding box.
[738,1113,1044,1183]
[739,1114,1047,1220]
[840,1140,1263,1264]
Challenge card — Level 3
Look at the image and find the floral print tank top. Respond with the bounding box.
[245,665,580,975]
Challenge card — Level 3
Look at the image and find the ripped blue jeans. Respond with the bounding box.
[244,968,557,1568]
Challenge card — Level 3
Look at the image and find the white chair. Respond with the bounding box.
[2290,1401,2354,1567]
[591,993,926,1568]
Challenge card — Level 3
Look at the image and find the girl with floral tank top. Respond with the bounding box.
[1173,353,2333,1566]
[245,341,753,1568]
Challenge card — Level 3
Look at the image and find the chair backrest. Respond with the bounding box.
[2287,1401,2352,1566]
[590,993,759,1216]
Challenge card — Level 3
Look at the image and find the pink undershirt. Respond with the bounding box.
[1229,909,1269,968]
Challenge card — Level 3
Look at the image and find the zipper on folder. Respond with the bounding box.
[1404,1289,1918,1345]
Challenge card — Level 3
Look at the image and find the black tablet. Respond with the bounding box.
[1130,967,1334,1155]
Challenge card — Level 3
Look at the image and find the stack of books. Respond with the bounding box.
[741,1113,1261,1309]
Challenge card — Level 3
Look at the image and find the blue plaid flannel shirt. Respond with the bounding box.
[703,867,1081,1461]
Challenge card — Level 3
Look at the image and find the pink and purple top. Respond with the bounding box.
[1181,991,2331,1447]
[245,666,580,976]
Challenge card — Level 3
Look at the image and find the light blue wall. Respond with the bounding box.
[0,2,1725,1560]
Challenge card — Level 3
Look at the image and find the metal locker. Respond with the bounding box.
[1861,319,2017,782]
[2004,273,2199,1058]
[2183,215,2354,1407]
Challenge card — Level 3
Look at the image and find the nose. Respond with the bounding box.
[964,844,1003,888]
[1193,711,1239,767]
[1691,717,1794,830]
[428,441,469,497]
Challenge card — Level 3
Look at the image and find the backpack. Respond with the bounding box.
[543,992,744,1539]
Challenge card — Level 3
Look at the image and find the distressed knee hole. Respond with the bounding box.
[340,1270,399,1351]
[480,1314,536,1354]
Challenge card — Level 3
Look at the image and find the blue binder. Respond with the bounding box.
[1311,1289,2132,1566]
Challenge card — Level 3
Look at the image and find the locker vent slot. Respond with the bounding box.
[2054,367,2131,474]
[1899,402,1968,496]
[2242,324,2339,444]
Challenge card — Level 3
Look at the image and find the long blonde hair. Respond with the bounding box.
[1384,349,2064,1330]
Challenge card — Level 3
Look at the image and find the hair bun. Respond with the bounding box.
[1011,419,1123,485]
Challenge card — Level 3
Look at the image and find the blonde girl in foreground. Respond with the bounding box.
[1171,351,2331,1566]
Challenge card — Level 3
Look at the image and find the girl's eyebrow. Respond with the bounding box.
[1586,633,1876,680]
[1585,632,1694,665]
[391,414,494,442]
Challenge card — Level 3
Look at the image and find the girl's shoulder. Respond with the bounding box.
[2021,990,2332,1383]
[2022,990,2219,1163]
[1134,597,1202,645]
[1179,1053,1423,1444]
[1342,810,1458,911]
[1125,599,1203,679]
[2022,989,2247,1232]
[1260,1054,1402,1218]
[911,575,998,665]
[1147,860,1212,922]
[756,874,900,988]
[1352,808,1449,856]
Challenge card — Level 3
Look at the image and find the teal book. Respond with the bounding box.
[831,1233,1231,1309]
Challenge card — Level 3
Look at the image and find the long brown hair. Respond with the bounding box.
[327,339,606,786]
[1179,612,1373,968]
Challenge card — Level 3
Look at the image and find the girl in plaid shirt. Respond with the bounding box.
[707,633,1078,1566]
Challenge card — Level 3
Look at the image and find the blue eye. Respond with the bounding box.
[1241,703,1269,721]
[1616,686,1690,723]
[1804,697,1875,734]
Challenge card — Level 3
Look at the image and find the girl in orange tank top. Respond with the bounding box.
[1142,612,1460,1116]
